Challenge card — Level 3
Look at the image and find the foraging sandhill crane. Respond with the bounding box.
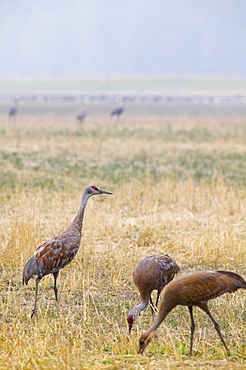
[23,185,112,317]
[76,109,87,123]
[127,254,180,334]
[139,270,246,355]
[110,106,124,117]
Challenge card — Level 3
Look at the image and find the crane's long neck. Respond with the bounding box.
[129,301,149,320]
[67,193,91,234]
[145,304,174,335]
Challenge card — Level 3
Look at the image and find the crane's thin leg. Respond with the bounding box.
[53,271,59,301]
[155,291,161,308]
[198,303,230,355]
[188,306,195,355]
[31,277,41,318]
[149,296,155,317]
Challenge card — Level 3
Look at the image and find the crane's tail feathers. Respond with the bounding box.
[22,256,37,285]
[217,270,246,289]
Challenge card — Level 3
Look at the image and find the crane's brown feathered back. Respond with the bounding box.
[161,270,245,306]
[162,271,244,306]
[217,270,246,289]
[133,254,180,295]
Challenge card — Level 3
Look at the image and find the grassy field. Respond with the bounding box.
[0,100,246,369]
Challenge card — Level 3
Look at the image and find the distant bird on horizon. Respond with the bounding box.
[23,185,112,317]
[110,106,124,117]
[127,254,180,334]
[76,108,87,123]
[138,270,246,355]
[8,99,18,119]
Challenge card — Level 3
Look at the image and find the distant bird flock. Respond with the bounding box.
[22,183,246,356]
[75,106,124,123]
[7,101,126,123]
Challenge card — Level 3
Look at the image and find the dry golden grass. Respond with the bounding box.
[0,103,246,369]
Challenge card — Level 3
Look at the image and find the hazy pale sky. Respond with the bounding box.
[1,0,246,77]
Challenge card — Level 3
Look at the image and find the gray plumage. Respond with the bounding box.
[110,106,124,116]
[76,109,87,122]
[23,256,37,285]
[8,100,18,117]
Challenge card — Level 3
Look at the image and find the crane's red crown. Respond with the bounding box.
[91,186,99,191]
[127,316,134,324]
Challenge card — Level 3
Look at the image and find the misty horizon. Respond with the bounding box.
[0,0,246,78]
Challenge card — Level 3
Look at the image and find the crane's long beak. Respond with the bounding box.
[138,331,157,354]
[138,342,147,354]
[100,189,113,195]
[128,322,133,335]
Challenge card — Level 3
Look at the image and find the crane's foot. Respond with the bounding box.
[31,308,38,318]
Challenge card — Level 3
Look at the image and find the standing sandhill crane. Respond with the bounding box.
[8,99,18,119]
[127,254,180,334]
[23,185,112,317]
[76,108,87,124]
[110,106,124,117]
[139,270,246,355]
